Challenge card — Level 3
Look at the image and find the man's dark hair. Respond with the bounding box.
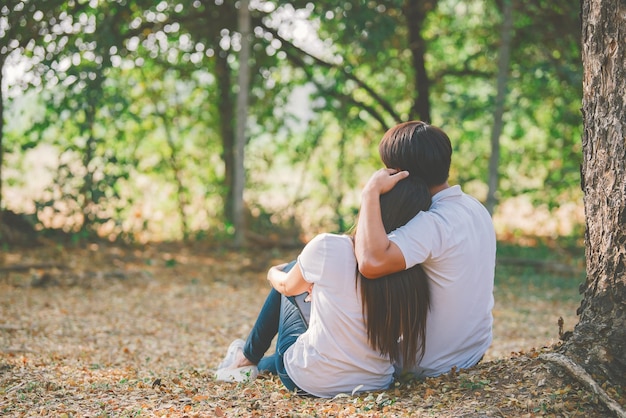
[379,121,452,187]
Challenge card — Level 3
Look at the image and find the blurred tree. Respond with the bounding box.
[31,1,141,236]
[259,0,423,128]
[152,1,292,228]
[486,0,514,215]
[504,0,582,207]
[233,0,251,246]
[428,0,581,211]
[0,0,66,230]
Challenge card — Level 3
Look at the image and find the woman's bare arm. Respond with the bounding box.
[267,262,311,296]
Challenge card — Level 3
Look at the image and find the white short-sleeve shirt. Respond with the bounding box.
[284,233,394,398]
[388,185,496,376]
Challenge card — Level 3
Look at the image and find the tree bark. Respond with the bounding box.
[561,0,626,388]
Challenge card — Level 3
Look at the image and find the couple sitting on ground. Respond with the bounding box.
[214,121,496,398]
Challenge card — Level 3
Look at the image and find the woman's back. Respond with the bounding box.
[284,233,394,398]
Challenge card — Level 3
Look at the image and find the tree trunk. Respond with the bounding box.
[79,106,97,233]
[215,46,236,224]
[561,0,626,388]
[161,113,190,240]
[403,0,437,123]
[233,0,250,247]
[486,0,514,215]
[0,56,4,227]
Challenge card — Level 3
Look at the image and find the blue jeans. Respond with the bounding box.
[242,282,308,392]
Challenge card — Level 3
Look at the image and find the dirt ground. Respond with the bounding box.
[0,242,623,417]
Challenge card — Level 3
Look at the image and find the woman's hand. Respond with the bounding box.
[304,284,314,302]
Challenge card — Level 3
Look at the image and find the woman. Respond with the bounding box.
[215,176,431,398]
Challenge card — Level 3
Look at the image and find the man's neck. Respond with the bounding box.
[429,182,450,196]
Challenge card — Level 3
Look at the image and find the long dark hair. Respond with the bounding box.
[358,176,431,369]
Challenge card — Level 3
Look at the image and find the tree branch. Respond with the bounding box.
[256,20,402,127]
[540,352,626,418]
[0,263,64,273]
[273,37,390,130]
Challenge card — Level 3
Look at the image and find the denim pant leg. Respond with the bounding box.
[274,293,308,392]
[244,260,299,372]
[243,288,281,370]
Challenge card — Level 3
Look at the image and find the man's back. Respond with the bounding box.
[388,185,496,376]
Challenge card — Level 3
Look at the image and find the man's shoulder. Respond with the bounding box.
[415,191,494,238]
[432,188,490,216]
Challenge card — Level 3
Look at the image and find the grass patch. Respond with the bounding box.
[495,240,585,303]
[488,238,585,360]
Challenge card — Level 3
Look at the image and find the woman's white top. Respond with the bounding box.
[284,233,394,398]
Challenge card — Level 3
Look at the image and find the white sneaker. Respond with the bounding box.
[215,365,259,383]
[217,339,245,370]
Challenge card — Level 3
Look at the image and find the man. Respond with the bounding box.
[355,120,496,377]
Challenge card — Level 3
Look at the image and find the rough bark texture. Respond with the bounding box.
[561,0,626,388]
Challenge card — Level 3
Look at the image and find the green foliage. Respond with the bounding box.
[430,0,582,206]
[1,0,585,241]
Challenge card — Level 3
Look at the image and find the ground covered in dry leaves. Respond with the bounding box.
[1,242,623,417]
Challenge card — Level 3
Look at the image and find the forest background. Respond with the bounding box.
[0,0,584,245]
[3,1,621,416]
